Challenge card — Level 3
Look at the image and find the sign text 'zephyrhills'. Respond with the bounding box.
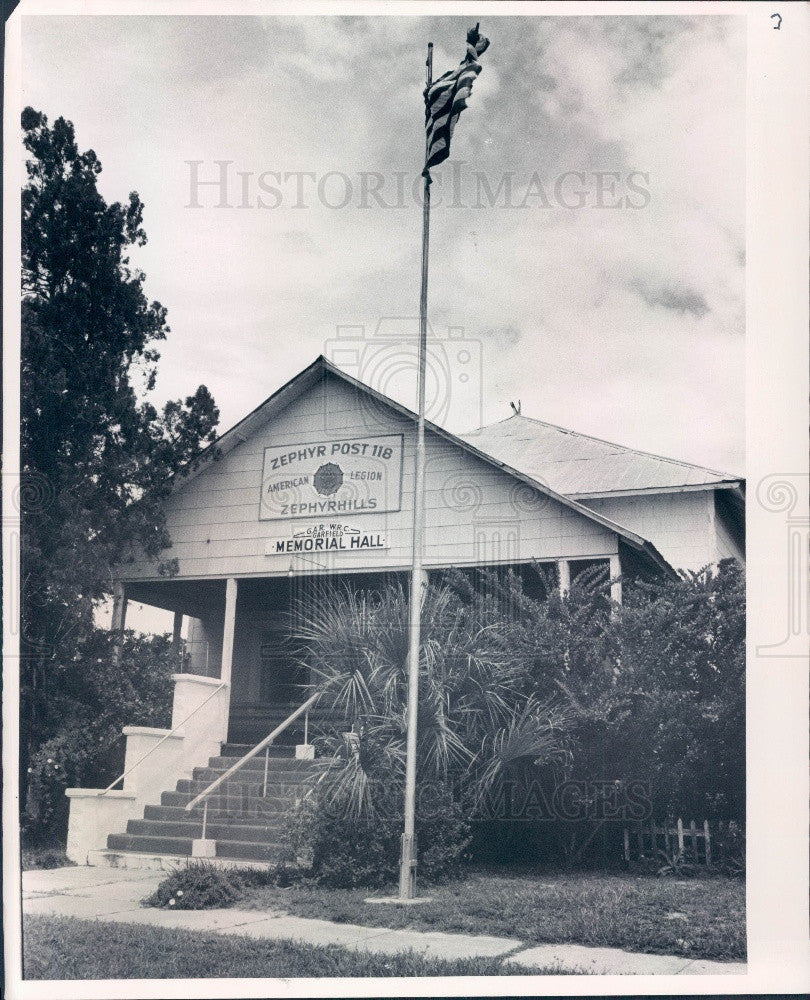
[259,435,403,521]
[266,523,388,555]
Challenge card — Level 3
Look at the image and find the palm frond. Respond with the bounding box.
[472,696,574,808]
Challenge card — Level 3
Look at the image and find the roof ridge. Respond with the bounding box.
[466,412,741,481]
[169,355,673,573]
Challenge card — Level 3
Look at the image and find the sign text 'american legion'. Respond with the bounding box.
[259,434,403,521]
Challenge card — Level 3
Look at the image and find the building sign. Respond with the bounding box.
[265,523,388,555]
[260,434,403,521]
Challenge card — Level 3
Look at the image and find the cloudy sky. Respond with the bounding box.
[22,13,745,480]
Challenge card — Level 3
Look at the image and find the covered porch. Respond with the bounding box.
[123,570,404,744]
[116,554,621,746]
[68,553,626,864]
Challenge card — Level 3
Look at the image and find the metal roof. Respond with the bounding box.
[460,414,743,498]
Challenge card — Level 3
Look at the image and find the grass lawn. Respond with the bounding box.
[239,867,745,962]
[23,915,568,979]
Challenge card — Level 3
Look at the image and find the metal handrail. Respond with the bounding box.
[184,690,321,817]
[100,681,227,795]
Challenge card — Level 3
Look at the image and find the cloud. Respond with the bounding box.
[20,13,745,474]
[279,229,320,253]
[630,277,710,318]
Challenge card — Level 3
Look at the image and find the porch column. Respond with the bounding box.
[110,580,128,668]
[557,559,570,596]
[172,611,184,671]
[172,611,184,647]
[221,577,238,687]
[609,553,622,605]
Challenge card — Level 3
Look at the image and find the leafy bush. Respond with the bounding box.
[143,861,304,910]
[417,792,473,882]
[143,862,244,910]
[309,811,401,889]
[24,726,115,843]
[286,780,471,889]
[23,629,174,844]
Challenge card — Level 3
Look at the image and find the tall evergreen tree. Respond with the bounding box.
[20,107,219,787]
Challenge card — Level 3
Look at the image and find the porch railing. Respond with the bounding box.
[184,690,321,839]
[177,638,209,674]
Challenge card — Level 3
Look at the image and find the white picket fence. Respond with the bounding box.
[623,818,743,867]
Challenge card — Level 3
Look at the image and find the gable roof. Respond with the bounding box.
[173,356,675,576]
[460,414,743,498]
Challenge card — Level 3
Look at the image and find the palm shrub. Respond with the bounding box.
[289,579,571,884]
[460,560,745,852]
[286,560,744,875]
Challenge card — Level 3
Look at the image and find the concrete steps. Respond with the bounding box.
[95,745,320,868]
[107,833,288,862]
[125,818,286,840]
[87,850,280,872]
[203,757,318,773]
[175,776,312,796]
[158,790,297,811]
[221,743,295,757]
[143,803,289,823]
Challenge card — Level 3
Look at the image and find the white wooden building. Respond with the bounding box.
[66,356,745,866]
[462,414,745,571]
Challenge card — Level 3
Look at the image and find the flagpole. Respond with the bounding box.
[399,40,433,901]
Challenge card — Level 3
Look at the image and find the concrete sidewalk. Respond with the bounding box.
[22,866,747,976]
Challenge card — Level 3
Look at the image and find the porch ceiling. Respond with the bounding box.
[125,570,409,617]
[125,578,227,617]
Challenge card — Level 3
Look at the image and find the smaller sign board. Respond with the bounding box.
[265,522,388,556]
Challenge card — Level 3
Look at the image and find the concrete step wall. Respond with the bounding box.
[102,746,320,864]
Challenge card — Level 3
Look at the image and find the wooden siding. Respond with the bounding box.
[123,373,617,582]
[715,497,745,563]
[581,491,717,571]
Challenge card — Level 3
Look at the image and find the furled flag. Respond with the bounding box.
[424,23,490,176]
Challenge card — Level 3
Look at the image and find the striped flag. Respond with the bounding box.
[424,24,490,175]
